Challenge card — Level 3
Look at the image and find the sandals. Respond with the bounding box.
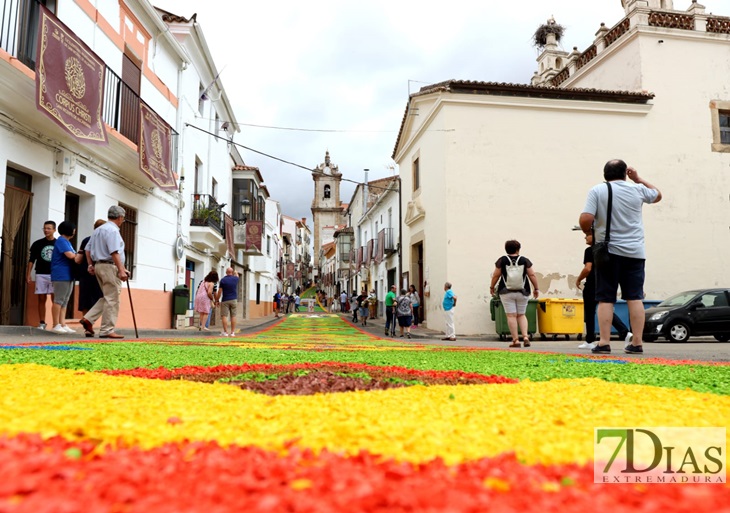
[522,337,531,347]
[509,340,521,348]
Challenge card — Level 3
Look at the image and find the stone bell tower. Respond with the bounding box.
[311,151,343,269]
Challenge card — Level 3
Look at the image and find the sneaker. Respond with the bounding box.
[624,332,634,349]
[38,322,46,330]
[62,325,76,333]
[591,344,611,354]
[384,330,389,336]
[220,332,229,337]
[52,324,67,334]
[406,333,411,339]
[578,342,597,349]
[624,344,644,354]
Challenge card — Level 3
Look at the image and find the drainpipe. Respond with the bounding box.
[397,176,402,289]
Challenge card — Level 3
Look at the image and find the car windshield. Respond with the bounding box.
[658,291,700,307]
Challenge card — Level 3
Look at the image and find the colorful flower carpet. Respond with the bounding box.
[1,314,728,512]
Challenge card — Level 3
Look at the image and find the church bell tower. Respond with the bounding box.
[311,151,343,269]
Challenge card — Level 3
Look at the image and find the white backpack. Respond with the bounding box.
[503,255,525,291]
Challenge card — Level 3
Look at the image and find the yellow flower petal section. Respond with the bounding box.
[1,364,728,466]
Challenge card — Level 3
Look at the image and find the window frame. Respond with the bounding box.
[710,100,730,152]
[412,157,420,192]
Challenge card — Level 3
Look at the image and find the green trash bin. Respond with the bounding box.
[172,285,190,317]
[492,297,538,341]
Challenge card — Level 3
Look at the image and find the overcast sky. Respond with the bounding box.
[151,0,693,224]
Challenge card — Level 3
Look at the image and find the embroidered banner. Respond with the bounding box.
[245,220,263,251]
[139,103,176,190]
[35,6,107,144]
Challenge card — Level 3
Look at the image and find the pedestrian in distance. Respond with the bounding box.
[287,293,294,314]
[26,220,56,329]
[408,284,421,328]
[489,240,540,348]
[579,159,662,354]
[76,220,106,321]
[351,293,359,323]
[441,282,457,341]
[194,270,219,331]
[81,206,129,339]
[49,221,84,334]
[357,290,369,327]
[368,289,377,319]
[396,288,414,339]
[340,290,348,313]
[575,230,632,349]
[205,282,219,329]
[216,267,239,337]
[273,291,282,318]
[294,293,301,312]
[384,285,397,336]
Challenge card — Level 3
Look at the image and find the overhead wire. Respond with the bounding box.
[183,123,400,192]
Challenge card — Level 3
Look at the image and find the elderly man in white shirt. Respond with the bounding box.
[80,205,129,338]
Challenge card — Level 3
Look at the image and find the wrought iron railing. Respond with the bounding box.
[190,194,225,236]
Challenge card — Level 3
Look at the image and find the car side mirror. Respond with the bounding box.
[688,302,702,310]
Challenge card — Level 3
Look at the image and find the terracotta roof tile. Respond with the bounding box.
[391,80,655,159]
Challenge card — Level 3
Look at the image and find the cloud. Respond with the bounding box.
[153,0,649,228]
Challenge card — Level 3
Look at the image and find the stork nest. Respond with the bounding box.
[533,23,565,49]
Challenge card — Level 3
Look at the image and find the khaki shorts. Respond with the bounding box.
[220,300,237,318]
[35,274,54,295]
[500,291,529,315]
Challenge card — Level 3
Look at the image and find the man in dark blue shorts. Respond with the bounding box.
[579,159,661,354]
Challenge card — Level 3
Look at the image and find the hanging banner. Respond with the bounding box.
[245,220,263,251]
[139,103,176,190]
[224,214,234,258]
[35,5,107,144]
[286,263,295,279]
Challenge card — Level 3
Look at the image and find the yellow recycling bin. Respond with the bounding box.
[538,298,584,340]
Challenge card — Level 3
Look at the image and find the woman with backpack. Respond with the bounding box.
[489,240,540,348]
[396,288,414,339]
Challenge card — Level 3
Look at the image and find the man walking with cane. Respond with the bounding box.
[80,205,129,338]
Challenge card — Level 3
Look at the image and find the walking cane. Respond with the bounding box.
[126,279,139,339]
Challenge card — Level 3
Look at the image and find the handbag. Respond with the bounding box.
[592,182,612,269]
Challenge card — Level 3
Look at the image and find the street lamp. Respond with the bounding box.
[239,198,251,224]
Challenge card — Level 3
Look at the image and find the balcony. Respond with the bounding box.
[0,0,177,178]
[189,194,225,251]
[380,228,396,254]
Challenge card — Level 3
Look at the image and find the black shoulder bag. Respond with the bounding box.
[592,182,612,269]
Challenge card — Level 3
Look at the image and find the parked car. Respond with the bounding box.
[643,289,730,342]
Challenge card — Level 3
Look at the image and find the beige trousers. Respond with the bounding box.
[85,263,122,335]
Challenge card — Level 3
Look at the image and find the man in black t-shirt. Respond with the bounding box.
[26,221,57,329]
[576,232,631,349]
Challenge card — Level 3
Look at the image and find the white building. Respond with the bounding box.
[161,9,239,327]
[392,0,730,335]
[345,176,400,313]
[0,1,166,327]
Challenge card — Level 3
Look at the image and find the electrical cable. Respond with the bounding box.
[183,123,400,192]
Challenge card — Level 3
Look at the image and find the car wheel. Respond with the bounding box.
[714,334,730,342]
[666,322,691,343]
